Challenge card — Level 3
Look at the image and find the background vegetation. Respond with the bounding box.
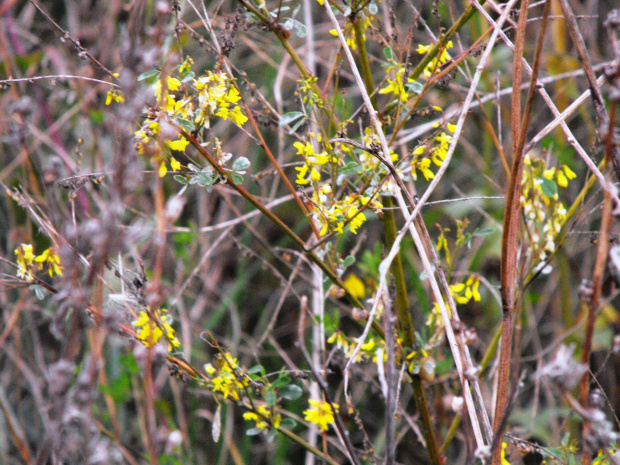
[1,0,619,464]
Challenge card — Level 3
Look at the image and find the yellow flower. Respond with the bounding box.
[15,243,35,282]
[207,352,249,400]
[229,106,248,126]
[166,76,182,92]
[417,44,431,54]
[166,137,189,152]
[295,164,310,185]
[133,308,180,351]
[170,157,181,171]
[343,274,365,299]
[501,442,511,465]
[412,158,435,181]
[34,247,63,277]
[304,399,338,432]
[105,89,125,105]
[179,56,194,74]
[243,405,281,430]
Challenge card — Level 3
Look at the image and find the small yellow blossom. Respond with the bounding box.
[166,76,182,91]
[205,352,249,400]
[133,308,180,351]
[304,399,338,432]
[243,405,281,430]
[159,162,168,178]
[343,274,365,299]
[15,243,35,282]
[105,89,125,105]
[166,137,189,152]
[34,247,63,277]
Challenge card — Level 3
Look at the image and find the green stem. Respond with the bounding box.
[276,426,339,465]
[354,22,442,465]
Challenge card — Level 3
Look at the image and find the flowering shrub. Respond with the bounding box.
[2,1,619,465]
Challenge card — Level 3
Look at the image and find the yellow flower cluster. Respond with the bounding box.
[294,133,333,186]
[194,71,247,127]
[411,121,456,181]
[417,40,454,79]
[303,399,338,432]
[428,275,481,327]
[310,185,383,235]
[379,61,422,104]
[203,352,250,401]
[105,73,124,105]
[135,58,247,178]
[294,131,383,236]
[243,405,281,430]
[133,308,180,351]
[521,154,576,259]
[327,331,383,363]
[14,244,63,282]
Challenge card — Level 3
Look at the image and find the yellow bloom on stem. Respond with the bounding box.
[159,162,168,178]
[304,399,338,432]
[133,308,180,351]
[166,137,189,152]
[343,274,365,299]
[243,405,281,430]
[35,247,63,277]
[15,243,35,282]
[295,164,310,185]
[206,352,249,400]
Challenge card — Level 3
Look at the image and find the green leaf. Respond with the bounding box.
[249,365,266,376]
[121,353,140,375]
[272,374,291,388]
[279,418,297,430]
[289,117,306,134]
[339,161,361,175]
[232,157,251,172]
[181,71,195,83]
[473,228,495,237]
[279,384,303,400]
[283,19,307,38]
[343,255,356,267]
[383,47,393,61]
[265,389,277,407]
[231,173,244,185]
[406,81,424,95]
[540,177,557,197]
[246,427,263,436]
[176,118,195,132]
[32,285,46,300]
[174,175,189,185]
[279,111,305,126]
[137,69,160,82]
